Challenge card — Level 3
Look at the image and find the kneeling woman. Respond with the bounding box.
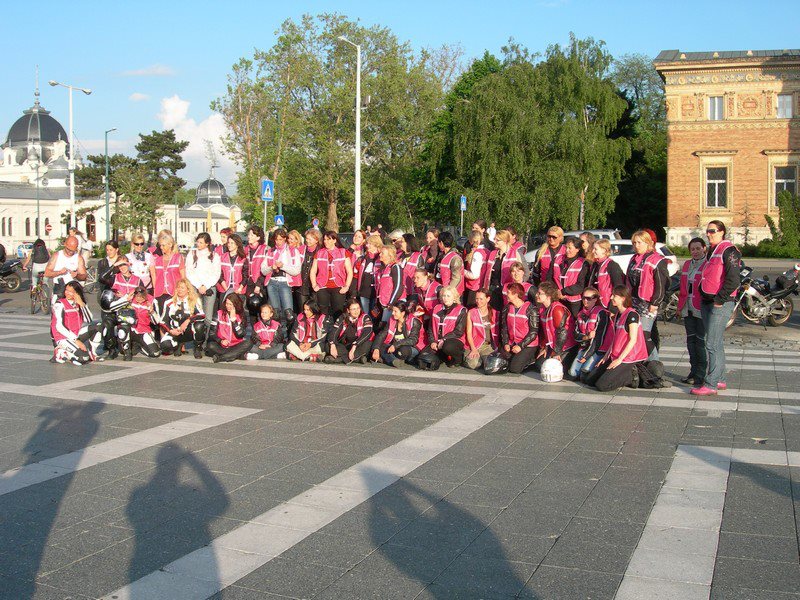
[206,293,253,363]
[286,301,329,362]
[119,286,161,360]
[371,300,423,367]
[50,281,103,365]
[465,289,499,370]
[246,303,286,360]
[534,282,579,371]
[500,283,539,374]
[584,285,648,392]
[568,287,611,381]
[326,299,374,364]
[419,285,467,368]
[160,278,206,358]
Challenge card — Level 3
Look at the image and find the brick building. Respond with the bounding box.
[654,49,800,247]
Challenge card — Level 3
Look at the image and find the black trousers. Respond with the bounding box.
[584,360,637,392]
[315,288,347,320]
[293,287,312,315]
[160,323,206,355]
[101,311,118,353]
[328,338,372,363]
[421,339,464,367]
[205,339,254,362]
[502,346,538,374]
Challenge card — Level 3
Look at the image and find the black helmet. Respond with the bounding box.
[284,308,296,324]
[100,289,128,312]
[483,352,508,375]
[417,352,441,371]
[246,294,264,315]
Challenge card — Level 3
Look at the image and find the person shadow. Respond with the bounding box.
[0,401,103,599]
[125,442,229,595]
[365,469,537,599]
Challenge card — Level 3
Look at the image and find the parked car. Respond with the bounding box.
[525,240,679,277]
[564,229,621,240]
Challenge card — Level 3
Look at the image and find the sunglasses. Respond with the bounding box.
[133,242,144,246]
[546,235,559,240]
[706,229,719,234]
[582,296,598,301]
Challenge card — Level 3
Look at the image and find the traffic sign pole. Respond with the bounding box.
[459,195,467,236]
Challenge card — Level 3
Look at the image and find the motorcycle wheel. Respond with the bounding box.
[660,294,679,322]
[2,273,22,293]
[739,297,761,324]
[768,298,793,327]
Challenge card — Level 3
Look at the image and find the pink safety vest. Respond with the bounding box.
[315,247,348,288]
[594,258,614,308]
[295,313,326,342]
[610,307,648,363]
[112,274,141,297]
[465,247,489,292]
[431,303,466,343]
[502,281,532,306]
[253,319,281,346]
[288,245,306,287]
[538,245,566,283]
[627,251,664,303]
[377,263,406,307]
[415,281,441,315]
[700,240,736,298]
[338,314,371,341]
[468,307,499,349]
[503,242,525,286]
[575,305,604,337]
[437,251,465,294]
[678,260,704,312]
[539,302,577,350]
[400,251,423,295]
[153,253,182,297]
[383,315,426,351]
[354,251,378,292]
[51,298,82,343]
[217,253,246,293]
[506,301,538,347]
[247,243,268,286]
[554,257,585,302]
[215,310,245,346]
[130,297,155,335]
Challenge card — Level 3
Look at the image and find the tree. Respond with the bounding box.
[112,164,161,235]
[135,130,189,205]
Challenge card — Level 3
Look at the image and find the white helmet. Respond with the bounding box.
[540,358,564,383]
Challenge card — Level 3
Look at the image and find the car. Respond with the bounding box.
[16,242,34,258]
[564,229,622,241]
[525,240,679,277]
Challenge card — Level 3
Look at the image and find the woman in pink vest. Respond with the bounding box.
[310,231,353,320]
[534,281,578,371]
[435,232,465,296]
[483,230,520,310]
[554,236,590,318]
[463,231,489,308]
[419,285,467,369]
[214,228,232,257]
[692,221,741,396]
[411,268,442,317]
[346,230,367,297]
[149,232,185,318]
[205,292,252,362]
[501,262,534,306]
[588,239,624,308]
[585,285,648,392]
[123,286,161,359]
[678,238,707,386]
[568,287,612,382]
[286,300,329,362]
[50,281,103,365]
[245,226,268,298]
[533,226,565,286]
[625,229,668,359]
[395,233,424,297]
[325,299,374,364]
[465,288,498,370]
[246,303,286,361]
[160,278,207,358]
[371,300,424,367]
[353,234,382,318]
[375,244,406,323]
[501,283,540,374]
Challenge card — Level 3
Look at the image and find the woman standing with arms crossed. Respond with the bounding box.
[625,230,667,359]
[149,232,185,321]
[310,231,353,320]
[692,221,740,396]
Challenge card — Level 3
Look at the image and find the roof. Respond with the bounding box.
[195,176,231,206]
[4,101,69,148]
[0,182,66,200]
[655,49,800,64]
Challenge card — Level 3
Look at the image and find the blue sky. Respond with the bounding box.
[4,0,798,191]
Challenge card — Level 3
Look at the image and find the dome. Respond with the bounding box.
[195,176,230,206]
[5,100,68,148]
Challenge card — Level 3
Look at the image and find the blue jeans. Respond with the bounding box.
[683,312,707,381]
[701,301,734,388]
[568,349,604,378]
[637,308,659,361]
[359,296,375,317]
[267,279,293,318]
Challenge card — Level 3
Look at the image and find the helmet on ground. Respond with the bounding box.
[483,352,508,375]
[116,308,136,326]
[246,294,264,315]
[100,289,128,312]
[417,352,442,371]
[283,308,296,324]
[540,358,564,383]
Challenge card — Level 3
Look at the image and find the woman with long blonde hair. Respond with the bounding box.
[159,278,206,358]
[533,226,564,286]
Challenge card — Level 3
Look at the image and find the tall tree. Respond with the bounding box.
[112,164,161,235]
[135,130,189,205]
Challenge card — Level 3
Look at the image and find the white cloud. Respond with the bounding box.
[156,95,237,191]
[129,92,150,102]
[120,64,175,77]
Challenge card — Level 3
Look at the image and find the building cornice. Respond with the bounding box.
[693,150,739,157]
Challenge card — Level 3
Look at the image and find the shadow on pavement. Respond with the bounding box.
[0,401,102,598]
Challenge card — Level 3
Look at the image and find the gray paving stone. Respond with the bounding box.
[524,565,622,600]
[713,557,800,594]
[717,532,799,563]
[229,556,345,598]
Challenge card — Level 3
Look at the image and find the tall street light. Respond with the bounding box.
[48,80,92,233]
[104,128,117,241]
[337,36,362,231]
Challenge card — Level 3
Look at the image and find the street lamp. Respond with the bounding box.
[29,148,40,236]
[48,80,92,233]
[337,36,362,231]
[104,128,116,241]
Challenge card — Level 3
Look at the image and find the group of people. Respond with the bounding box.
[46,218,740,395]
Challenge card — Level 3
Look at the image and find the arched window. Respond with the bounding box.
[8,217,12,236]
[215,222,219,232]
[35,218,39,237]
[25,218,31,237]
[1,217,5,236]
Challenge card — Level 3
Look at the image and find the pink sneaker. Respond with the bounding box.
[691,386,717,396]
[717,382,727,390]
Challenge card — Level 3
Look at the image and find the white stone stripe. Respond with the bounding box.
[99,391,531,600]
[615,445,793,600]
[0,330,44,341]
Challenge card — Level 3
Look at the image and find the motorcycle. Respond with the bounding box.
[728,263,798,328]
[0,259,23,292]
[658,273,681,322]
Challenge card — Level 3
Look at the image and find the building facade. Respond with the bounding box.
[654,49,800,247]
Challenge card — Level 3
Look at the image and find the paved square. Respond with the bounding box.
[1,312,799,599]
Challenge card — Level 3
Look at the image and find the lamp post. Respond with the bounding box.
[29,148,41,237]
[104,128,116,241]
[336,36,362,231]
[48,80,91,234]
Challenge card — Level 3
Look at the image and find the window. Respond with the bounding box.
[775,166,797,204]
[25,218,31,237]
[35,218,39,237]
[778,94,793,119]
[7,218,12,236]
[708,96,724,120]
[706,167,728,208]
[1,218,5,236]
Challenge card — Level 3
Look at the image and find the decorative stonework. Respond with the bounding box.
[681,95,701,119]
[664,70,800,86]
[669,120,800,131]
[737,94,763,118]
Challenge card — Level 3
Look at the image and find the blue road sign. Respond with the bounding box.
[312,217,320,228]
[274,214,285,227]
[260,178,274,202]
[460,195,467,212]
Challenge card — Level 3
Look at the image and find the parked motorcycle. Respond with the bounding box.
[658,273,681,322]
[728,263,798,328]
[0,259,23,292]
